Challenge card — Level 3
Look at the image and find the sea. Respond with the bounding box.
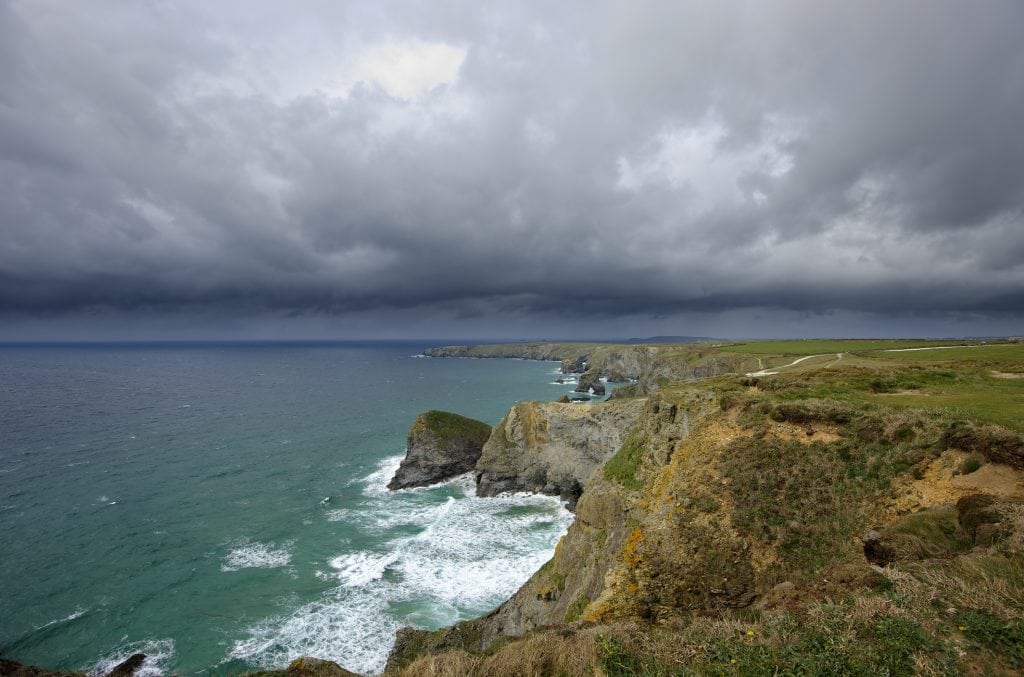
[0,341,582,675]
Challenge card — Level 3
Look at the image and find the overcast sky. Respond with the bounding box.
[1,1,1022,340]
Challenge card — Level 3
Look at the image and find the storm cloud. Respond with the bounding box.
[1,0,1022,338]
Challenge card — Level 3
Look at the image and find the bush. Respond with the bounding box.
[960,456,983,475]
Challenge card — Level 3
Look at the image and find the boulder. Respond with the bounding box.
[388,411,492,490]
[104,655,146,677]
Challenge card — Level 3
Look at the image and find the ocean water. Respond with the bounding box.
[0,342,578,675]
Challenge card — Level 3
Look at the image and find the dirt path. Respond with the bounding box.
[745,354,824,377]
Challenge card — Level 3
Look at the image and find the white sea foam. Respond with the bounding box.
[222,542,293,572]
[89,639,175,677]
[229,464,573,675]
[36,607,88,630]
[328,551,400,587]
[361,455,405,496]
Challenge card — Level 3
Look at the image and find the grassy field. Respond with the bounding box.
[867,343,1024,363]
[734,359,1024,432]
[719,339,969,354]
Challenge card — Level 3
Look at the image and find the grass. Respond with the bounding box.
[719,431,903,575]
[416,410,493,445]
[870,343,1024,363]
[958,609,1024,667]
[739,363,1024,432]
[718,339,957,354]
[603,433,647,490]
[564,594,592,623]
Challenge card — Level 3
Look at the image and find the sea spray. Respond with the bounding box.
[228,457,573,674]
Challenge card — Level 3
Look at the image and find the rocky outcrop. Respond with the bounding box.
[574,371,605,396]
[388,411,492,490]
[475,400,644,508]
[559,354,589,374]
[586,346,653,381]
[387,393,712,663]
[245,657,361,676]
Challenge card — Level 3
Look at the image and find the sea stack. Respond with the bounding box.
[388,410,493,490]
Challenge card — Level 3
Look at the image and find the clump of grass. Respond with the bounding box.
[958,609,1024,668]
[604,433,647,490]
[595,634,671,677]
[941,422,1024,468]
[884,506,972,560]
[564,594,591,623]
[960,455,984,474]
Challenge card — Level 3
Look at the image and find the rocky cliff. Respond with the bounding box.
[474,399,644,508]
[424,342,758,397]
[387,356,1024,676]
[388,410,492,490]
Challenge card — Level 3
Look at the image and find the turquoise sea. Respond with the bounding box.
[0,342,577,675]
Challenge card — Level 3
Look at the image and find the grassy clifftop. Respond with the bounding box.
[388,340,1024,676]
[412,410,493,446]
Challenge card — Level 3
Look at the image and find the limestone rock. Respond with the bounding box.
[475,399,645,509]
[388,411,492,490]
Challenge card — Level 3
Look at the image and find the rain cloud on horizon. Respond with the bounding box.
[1,1,1023,339]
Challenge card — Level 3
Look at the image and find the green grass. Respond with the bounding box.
[416,410,493,444]
[868,343,1024,363]
[745,364,1024,432]
[720,430,906,575]
[603,433,647,490]
[564,594,591,623]
[719,339,956,355]
[958,609,1024,668]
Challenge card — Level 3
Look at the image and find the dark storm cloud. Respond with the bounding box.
[1,0,1023,337]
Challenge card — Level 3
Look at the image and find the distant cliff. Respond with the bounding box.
[424,342,757,395]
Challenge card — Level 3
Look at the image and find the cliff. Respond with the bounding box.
[424,342,758,395]
[422,343,592,362]
[474,400,644,508]
[388,410,492,490]
[387,344,1024,675]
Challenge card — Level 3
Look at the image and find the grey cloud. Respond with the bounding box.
[1,0,1022,338]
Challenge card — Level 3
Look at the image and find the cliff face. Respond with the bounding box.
[475,399,644,508]
[474,393,712,641]
[388,411,492,490]
[387,361,1024,675]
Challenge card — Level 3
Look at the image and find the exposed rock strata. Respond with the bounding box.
[388,410,492,490]
[475,399,645,508]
